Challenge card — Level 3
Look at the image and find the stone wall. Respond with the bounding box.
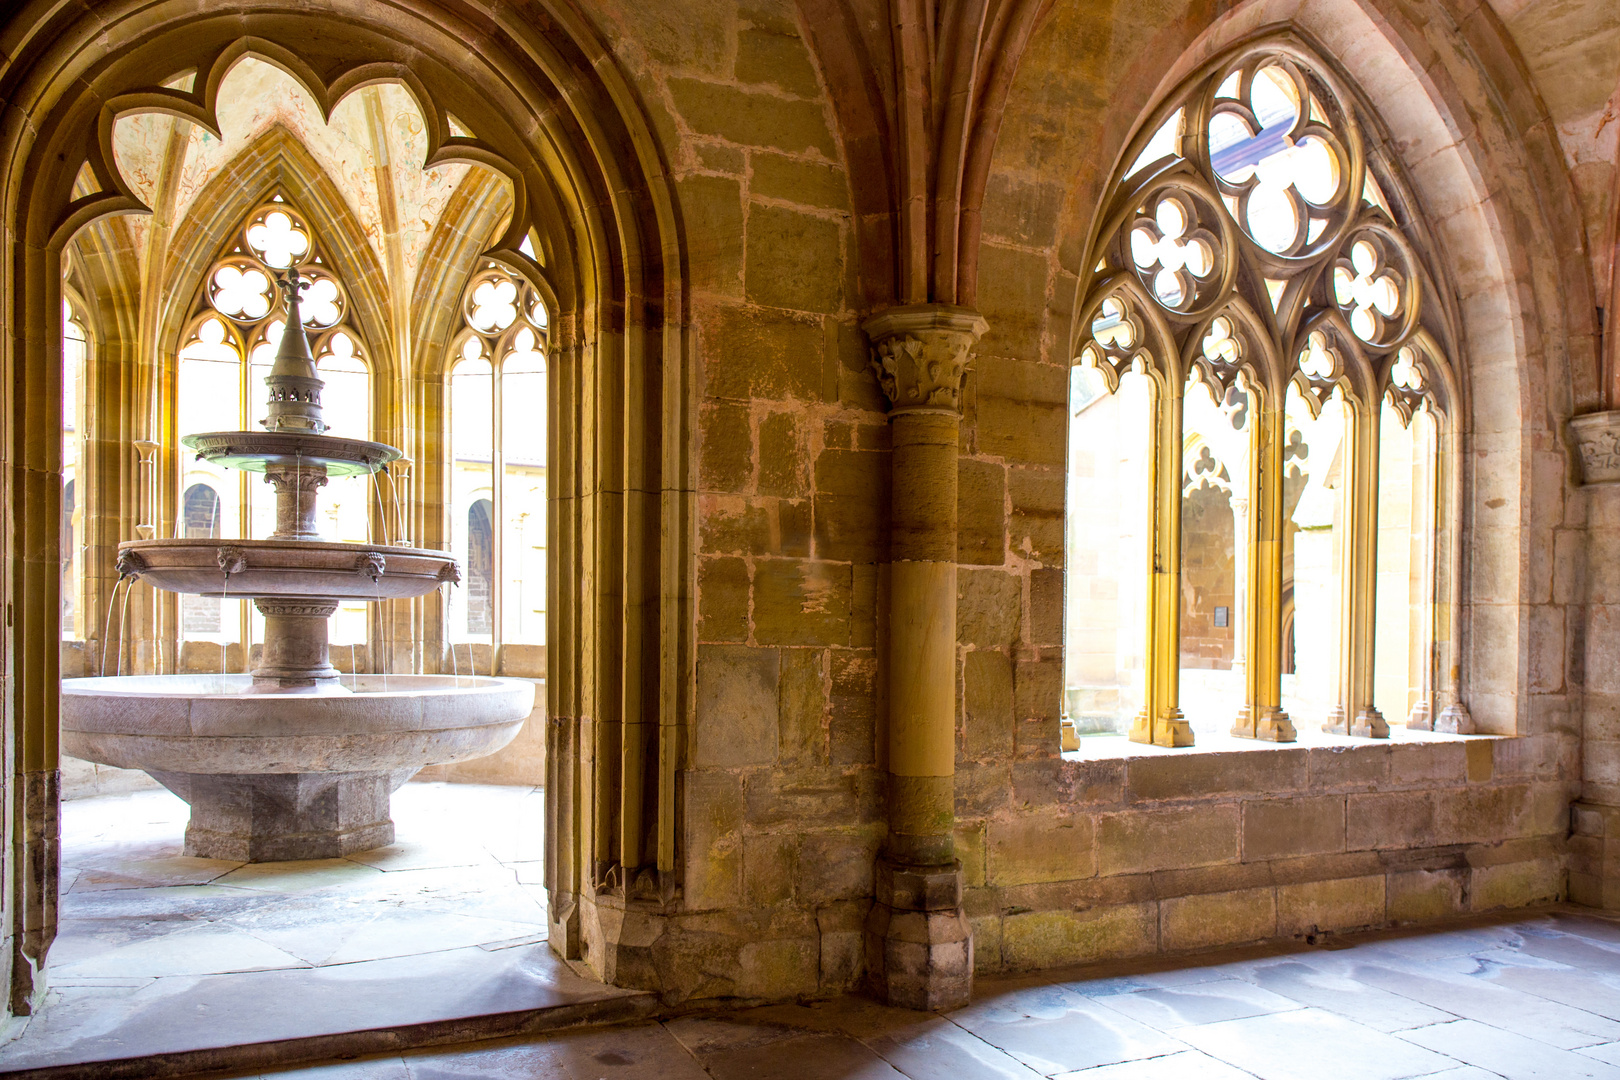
[961,738,1570,971]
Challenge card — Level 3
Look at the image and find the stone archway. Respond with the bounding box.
[0,0,694,1017]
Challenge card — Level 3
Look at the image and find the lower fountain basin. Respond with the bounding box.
[116,539,457,601]
[61,674,533,775]
[62,674,536,861]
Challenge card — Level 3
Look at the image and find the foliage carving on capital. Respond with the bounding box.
[1571,412,1620,486]
[862,305,988,415]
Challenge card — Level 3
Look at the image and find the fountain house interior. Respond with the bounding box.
[5,0,1620,1073]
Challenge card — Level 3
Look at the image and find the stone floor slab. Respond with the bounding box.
[1174,1006,1456,1080]
[947,985,1188,1074]
[700,1032,907,1080]
[1051,1048,1260,1080]
[1092,977,1302,1028]
[1247,958,1458,1032]
[1399,1018,1620,1080]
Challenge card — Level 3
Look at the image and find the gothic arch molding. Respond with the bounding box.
[0,0,694,1014]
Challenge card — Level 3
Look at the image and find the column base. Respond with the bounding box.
[1233,705,1296,742]
[1406,700,1432,730]
[148,768,416,862]
[1570,802,1620,909]
[1130,708,1194,747]
[1351,708,1389,739]
[865,858,972,1011]
[1435,703,1475,734]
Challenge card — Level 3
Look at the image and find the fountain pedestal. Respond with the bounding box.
[150,768,413,861]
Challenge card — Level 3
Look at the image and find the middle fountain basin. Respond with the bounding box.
[116,539,457,601]
[61,674,535,775]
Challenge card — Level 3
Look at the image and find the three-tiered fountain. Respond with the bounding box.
[61,270,534,862]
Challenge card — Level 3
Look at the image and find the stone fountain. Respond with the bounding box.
[61,270,534,862]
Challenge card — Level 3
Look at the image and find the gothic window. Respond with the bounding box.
[447,263,549,651]
[175,197,372,648]
[62,302,87,639]
[1068,44,1455,747]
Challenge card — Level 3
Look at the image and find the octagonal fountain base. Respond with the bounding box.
[61,674,535,862]
[145,767,416,861]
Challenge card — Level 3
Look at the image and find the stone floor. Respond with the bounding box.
[251,910,1620,1079]
[1,783,641,1073]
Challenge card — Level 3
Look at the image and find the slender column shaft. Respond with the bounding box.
[1132,379,1192,746]
[1233,391,1295,741]
[888,411,959,865]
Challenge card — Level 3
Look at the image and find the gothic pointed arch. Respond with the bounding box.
[0,1,693,1014]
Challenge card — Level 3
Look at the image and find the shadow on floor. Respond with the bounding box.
[250,908,1620,1080]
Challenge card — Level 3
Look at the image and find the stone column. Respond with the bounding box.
[862,304,984,1011]
[1569,413,1620,907]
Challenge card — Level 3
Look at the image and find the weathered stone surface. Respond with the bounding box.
[958,459,1006,565]
[963,649,1015,759]
[1242,795,1346,861]
[1098,805,1240,876]
[702,305,826,402]
[1276,876,1385,937]
[746,204,843,314]
[735,27,822,98]
[694,645,780,767]
[813,449,888,564]
[958,569,1021,647]
[680,175,745,297]
[699,556,751,642]
[668,78,837,157]
[986,813,1094,886]
[1002,903,1157,969]
[778,647,826,766]
[758,411,808,497]
[1160,887,1277,951]
[752,559,851,646]
[1387,868,1467,923]
[750,152,849,211]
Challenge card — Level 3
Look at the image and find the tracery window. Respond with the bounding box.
[175,197,372,649]
[447,264,549,654]
[1067,44,1456,748]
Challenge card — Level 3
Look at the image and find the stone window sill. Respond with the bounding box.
[1063,723,1497,763]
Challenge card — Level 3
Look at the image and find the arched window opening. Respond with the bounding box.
[174,198,373,655]
[1069,43,1456,748]
[467,498,495,635]
[61,303,87,640]
[447,264,549,656]
[179,484,223,635]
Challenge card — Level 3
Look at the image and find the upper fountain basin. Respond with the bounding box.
[182,430,401,477]
[118,539,457,601]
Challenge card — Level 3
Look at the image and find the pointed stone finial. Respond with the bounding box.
[263,267,327,435]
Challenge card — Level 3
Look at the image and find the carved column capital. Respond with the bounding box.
[862,303,988,416]
[1570,411,1620,485]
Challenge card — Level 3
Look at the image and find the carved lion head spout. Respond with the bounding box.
[114,549,147,580]
[216,546,248,575]
[355,551,387,583]
[436,561,462,586]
